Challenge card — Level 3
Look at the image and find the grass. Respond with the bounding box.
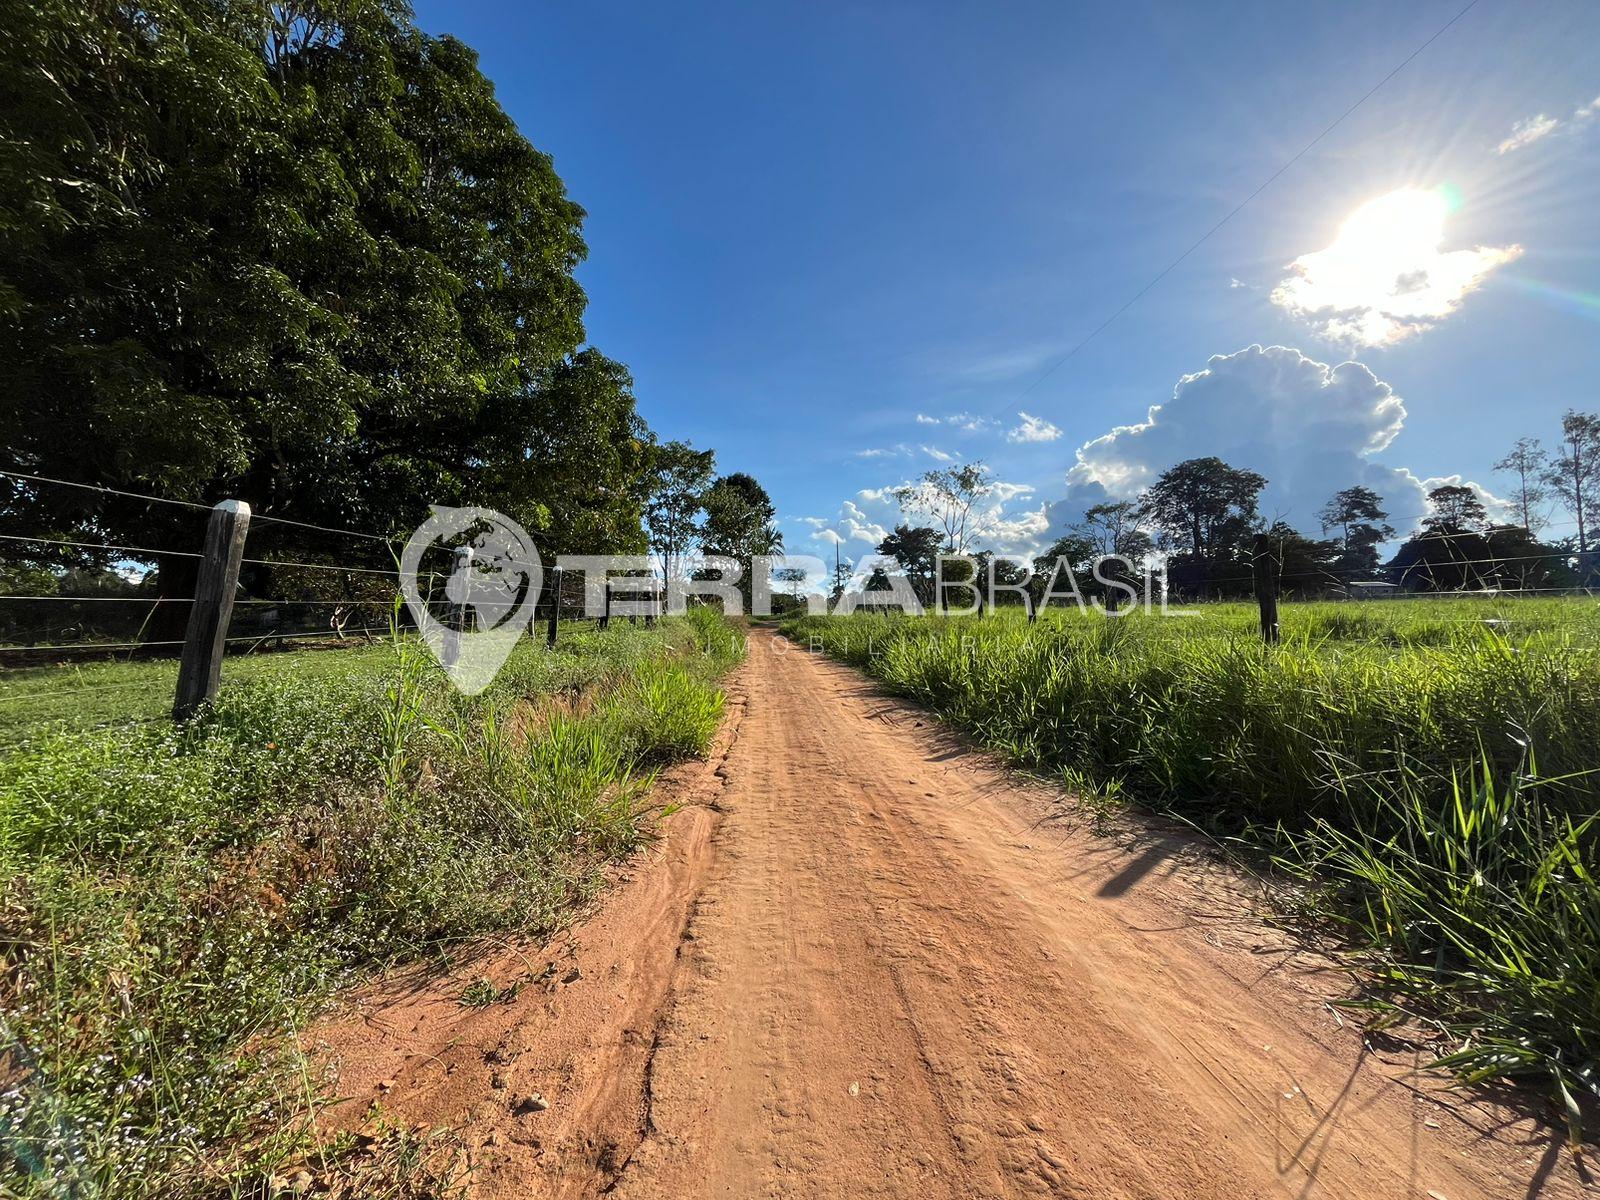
[783,598,1600,1130]
[0,607,743,1198]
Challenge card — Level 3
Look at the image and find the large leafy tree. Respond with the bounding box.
[1318,485,1394,578]
[1422,485,1487,534]
[701,471,782,604]
[1494,437,1549,534]
[1072,500,1152,562]
[1,1,641,617]
[645,441,716,583]
[489,350,653,557]
[890,462,994,554]
[876,523,942,605]
[1137,457,1265,594]
[1544,410,1600,564]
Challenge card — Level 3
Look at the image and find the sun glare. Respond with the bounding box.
[1270,186,1520,347]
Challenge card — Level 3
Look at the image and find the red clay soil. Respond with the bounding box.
[308,629,1588,1199]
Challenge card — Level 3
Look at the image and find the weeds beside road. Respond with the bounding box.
[784,599,1600,1135]
[0,609,743,1198]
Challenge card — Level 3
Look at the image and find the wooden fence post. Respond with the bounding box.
[545,567,561,648]
[1252,532,1280,645]
[173,500,251,720]
[599,579,611,630]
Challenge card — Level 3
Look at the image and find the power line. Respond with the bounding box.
[993,0,1485,418]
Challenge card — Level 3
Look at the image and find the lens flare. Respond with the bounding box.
[1501,276,1600,321]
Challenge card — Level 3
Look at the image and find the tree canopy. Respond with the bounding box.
[1,0,646,585]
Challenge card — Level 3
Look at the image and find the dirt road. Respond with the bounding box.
[316,629,1581,1198]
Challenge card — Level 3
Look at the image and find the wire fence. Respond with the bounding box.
[0,469,618,666]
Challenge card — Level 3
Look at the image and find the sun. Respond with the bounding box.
[1270,186,1520,347]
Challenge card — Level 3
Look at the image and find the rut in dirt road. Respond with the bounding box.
[318,629,1578,1199]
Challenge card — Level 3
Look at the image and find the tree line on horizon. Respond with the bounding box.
[853,409,1600,606]
[0,1,779,644]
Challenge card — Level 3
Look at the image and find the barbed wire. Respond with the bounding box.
[0,532,202,559]
[1,468,434,549]
[0,469,214,512]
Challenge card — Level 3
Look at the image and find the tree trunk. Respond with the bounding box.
[150,552,201,647]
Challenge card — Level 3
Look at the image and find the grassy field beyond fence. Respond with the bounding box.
[0,609,743,1198]
[784,598,1600,1134]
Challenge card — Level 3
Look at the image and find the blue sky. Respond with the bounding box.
[414,0,1600,559]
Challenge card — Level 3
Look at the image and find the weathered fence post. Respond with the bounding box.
[173,500,251,720]
[599,578,612,630]
[1252,532,1280,645]
[545,566,561,648]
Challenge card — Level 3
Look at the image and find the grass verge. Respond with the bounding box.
[0,607,743,1197]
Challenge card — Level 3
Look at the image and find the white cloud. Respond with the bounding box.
[1578,95,1600,119]
[1497,112,1560,154]
[993,481,1036,502]
[809,479,1052,561]
[1006,411,1062,443]
[803,497,890,548]
[920,444,956,462]
[914,411,997,434]
[1270,188,1520,347]
[1049,344,1503,539]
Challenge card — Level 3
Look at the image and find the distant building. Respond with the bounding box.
[1347,581,1397,599]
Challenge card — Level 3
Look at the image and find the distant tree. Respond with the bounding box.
[890,463,994,554]
[1544,410,1600,560]
[700,472,782,605]
[1482,525,1575,591]
[1072,500,1153,562]
[773,565,809,598]
[1032,534,1096,578]
[1422,485,1487,534]
[771,565,810,613]
[1387,523,1571,593]
[1138,457,1266,595]
[1030,533,1095,608]
[645,442,715,582]
[1264,522,1341,594]
[702,473,782,559]
[876,524,943,605]
[1493,437,1549,533]
[1317,486,1394,578]
[830,554,854,604]
[984,553,1032,608]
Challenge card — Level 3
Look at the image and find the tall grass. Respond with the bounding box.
[784,600,1600,1122]
[0,613,743,1198]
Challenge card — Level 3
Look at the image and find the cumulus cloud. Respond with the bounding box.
[914,413,940,425]
[806,479,1051,560]
[993,481,1036,502]
[1270,188,1520,347]
[1048,344,1503,540]
[1006,411,1062,444]
[1497,113,1560,154]
[920,444,956,462]
[799,498,889,548]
